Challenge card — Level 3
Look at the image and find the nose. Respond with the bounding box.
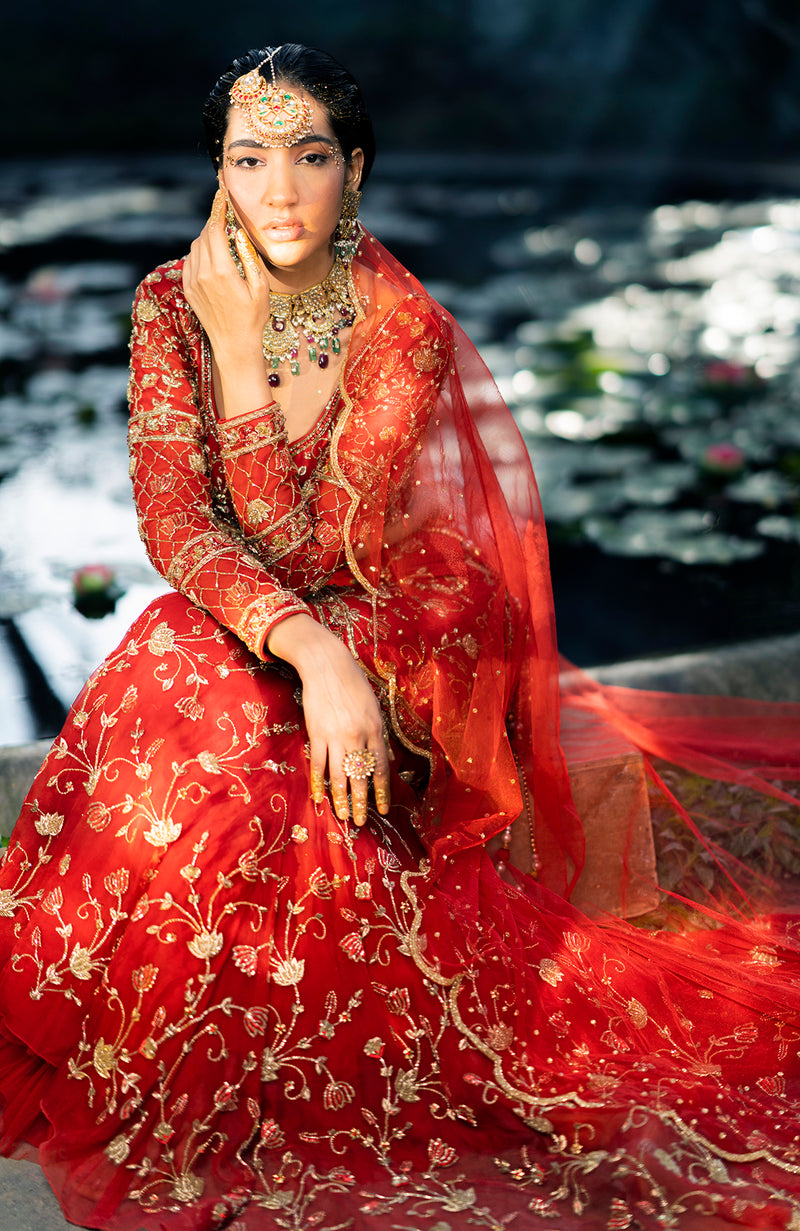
[262,152,299,208]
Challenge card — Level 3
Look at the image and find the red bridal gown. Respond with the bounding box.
[2,233,800,1231]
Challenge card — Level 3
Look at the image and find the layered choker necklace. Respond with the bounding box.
[263,256,357,387]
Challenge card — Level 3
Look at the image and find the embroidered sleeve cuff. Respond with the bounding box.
[216,403,286,462]
[238,592,313,660]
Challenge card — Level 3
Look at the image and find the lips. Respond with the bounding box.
[264,221,304,241]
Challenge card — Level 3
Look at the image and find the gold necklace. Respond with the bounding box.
[264,256,357,387]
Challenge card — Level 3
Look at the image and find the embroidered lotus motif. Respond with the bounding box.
[261,1049,280,1081]
[322,1080,355,1111]
[0,890,18,917]
[104,868,129,897]
[259,1118,285,1148]
[41,887,64,916]
[132,965,158,993]
[105,1134,130,1163]
[339,933,365,962]
[385,986,410,1015]
[34,812,64,837]
[428,1138,458,1168]
[84,801,111,832]
[486,1024,514,1051]
[272,957,304,986]
[188,930,224,960]
[394,1069,420,1102]
[171,1174,204,1203]
[148,622,176,656]
[93,1039,117,1079]
[233,946,258,977]
[626,998,648,1028]
[69,945,93,980]
[144,817,182,846]
[537,959,564,986]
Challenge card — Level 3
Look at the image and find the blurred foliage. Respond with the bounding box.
[3,0,800,162]
[631,763,800,930]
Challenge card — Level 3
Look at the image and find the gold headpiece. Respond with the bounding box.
[229,47,314,147]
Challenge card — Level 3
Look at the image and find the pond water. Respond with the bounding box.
[1,154,799,743]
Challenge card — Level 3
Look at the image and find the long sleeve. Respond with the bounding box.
[127,263,311,659]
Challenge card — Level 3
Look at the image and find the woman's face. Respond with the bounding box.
[220,87,363,292]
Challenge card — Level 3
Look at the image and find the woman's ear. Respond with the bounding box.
[346,147,365,192]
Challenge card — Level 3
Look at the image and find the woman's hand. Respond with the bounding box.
[182,189,273,418]
[267,614,391,826]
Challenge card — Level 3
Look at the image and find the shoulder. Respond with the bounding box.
[369,293,453,380]
[131,258,190,329]
[362,291,452,360]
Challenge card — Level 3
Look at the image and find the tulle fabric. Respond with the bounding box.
[0,229,799,1229]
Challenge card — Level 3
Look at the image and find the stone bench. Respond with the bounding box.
[496,703,659,917]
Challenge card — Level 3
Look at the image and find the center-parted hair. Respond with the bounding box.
[203,44,376,184]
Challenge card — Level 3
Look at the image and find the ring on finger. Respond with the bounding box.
[342,749,378,779]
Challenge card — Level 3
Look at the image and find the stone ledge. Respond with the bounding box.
[587,631,800,702]
[0,740,52,838]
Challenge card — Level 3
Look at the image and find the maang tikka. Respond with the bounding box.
[226,49,363,386]
[229,47,314,147]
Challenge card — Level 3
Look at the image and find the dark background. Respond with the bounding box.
[5,0,800,173]
[3,0,800,696]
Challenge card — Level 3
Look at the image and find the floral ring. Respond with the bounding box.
[342,749,378,780]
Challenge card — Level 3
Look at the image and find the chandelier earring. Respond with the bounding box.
[334,187,362,265]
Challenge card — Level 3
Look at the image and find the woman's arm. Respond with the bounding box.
[128,267,310,658]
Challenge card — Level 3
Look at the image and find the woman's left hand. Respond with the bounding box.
[266,614,392,827]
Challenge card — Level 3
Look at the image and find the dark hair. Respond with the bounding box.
[203,44,375,185]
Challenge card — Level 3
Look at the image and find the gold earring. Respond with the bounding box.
[334,187,362,265]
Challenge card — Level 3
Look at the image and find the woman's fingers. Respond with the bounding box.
[331,775,350,821]
[373,764,391,816]
[349,777,369,828]
[234,226,263,286]
[309,762,326,807]
[308,738,391,826]
[342,741,391,827]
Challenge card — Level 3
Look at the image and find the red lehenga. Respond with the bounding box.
[2,229,800,1231]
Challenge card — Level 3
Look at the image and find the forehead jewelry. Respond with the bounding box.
[229,47,314,147]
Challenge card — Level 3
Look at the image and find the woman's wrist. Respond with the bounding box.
[266,613,340,673]
[215,352,274,421]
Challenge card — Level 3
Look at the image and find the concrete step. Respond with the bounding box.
[0,1156,79,1229]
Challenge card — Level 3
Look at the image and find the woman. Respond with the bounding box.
[1,43,800,1231]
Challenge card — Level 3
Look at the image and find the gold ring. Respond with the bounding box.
[342,749,378,779]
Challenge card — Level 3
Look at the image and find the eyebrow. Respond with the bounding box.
[226,135,337,151]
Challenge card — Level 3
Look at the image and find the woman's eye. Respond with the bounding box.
[300,152,328,166]
[237,156,263,169]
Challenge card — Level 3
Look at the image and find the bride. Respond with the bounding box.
[1,42,800,1231]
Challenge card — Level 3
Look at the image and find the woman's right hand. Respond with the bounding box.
[182,189,274,418]
[267,614,391,826]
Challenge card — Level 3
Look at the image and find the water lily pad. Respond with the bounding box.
[584,509,764,564]
[756,515,800,543]
[726,471,799,507]
[620,464,696,505]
